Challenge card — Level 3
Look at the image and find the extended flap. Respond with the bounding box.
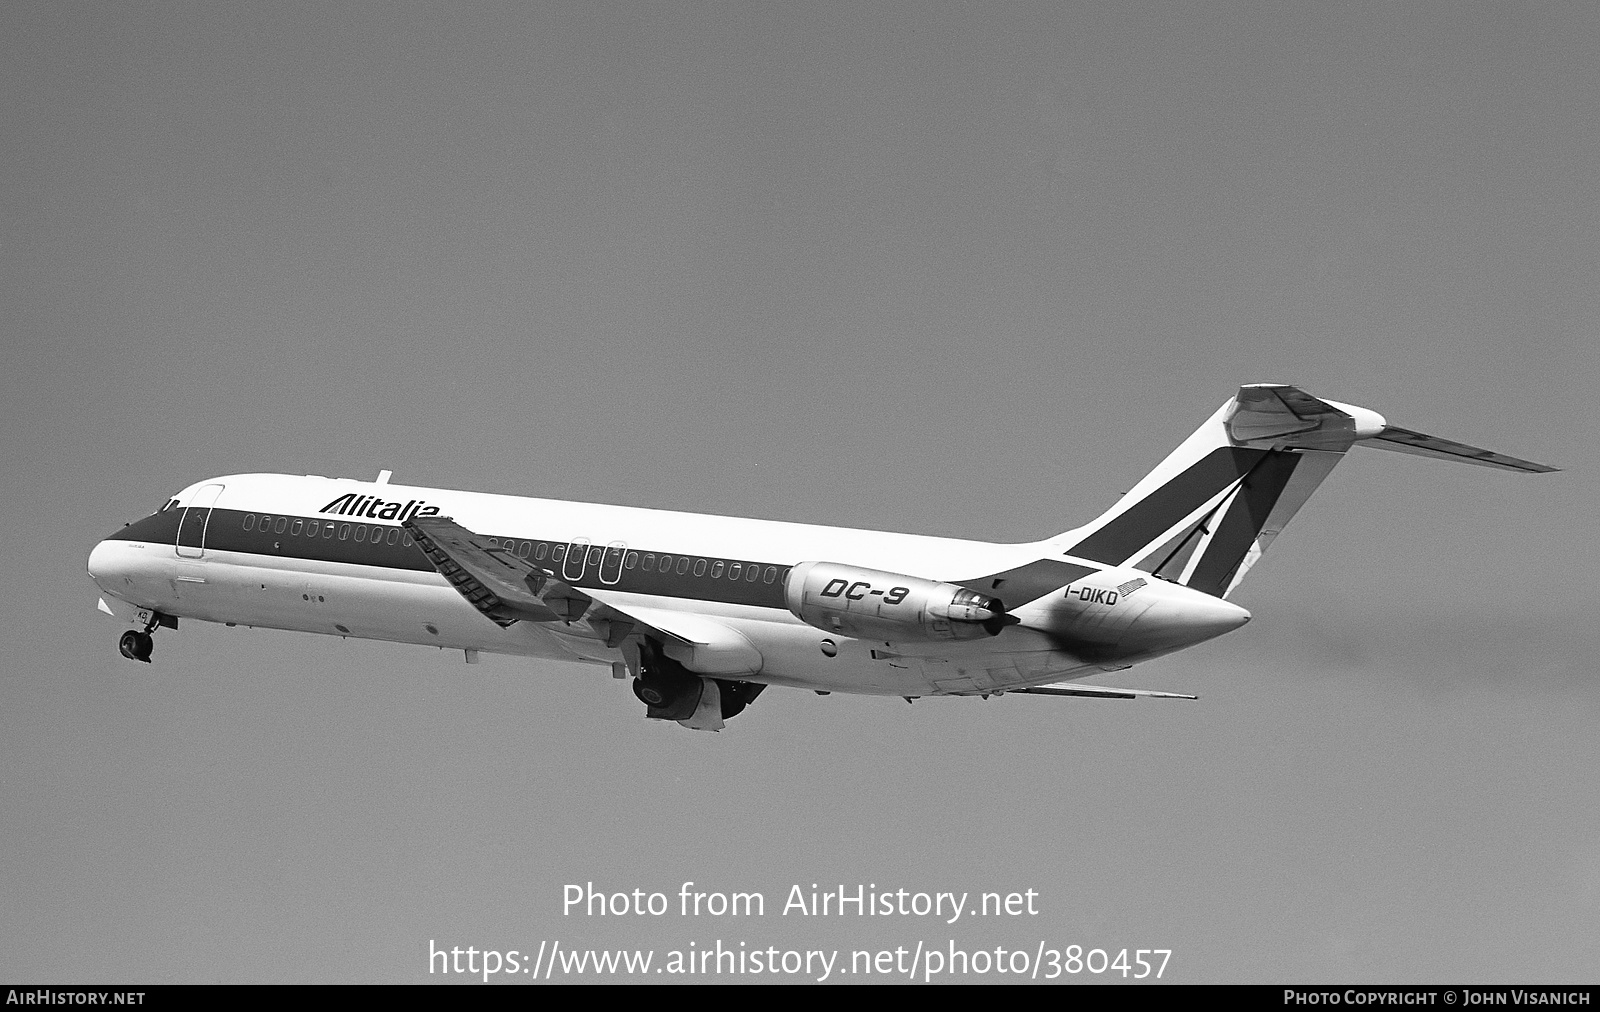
[1013,682,1197,700]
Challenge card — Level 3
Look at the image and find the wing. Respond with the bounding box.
[403,515,760,672]
[404,515,564,625]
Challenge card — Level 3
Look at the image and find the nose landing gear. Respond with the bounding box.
[116,611,171,663]
[118,629,153,663]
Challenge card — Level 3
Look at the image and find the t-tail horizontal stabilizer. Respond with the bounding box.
[1057,383,1556,602]
[1228,384,1558,473]
[1361,424,1558,473]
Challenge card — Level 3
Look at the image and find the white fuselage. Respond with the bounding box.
[88,473,1250,697]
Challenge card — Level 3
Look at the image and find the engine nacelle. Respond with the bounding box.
[784,561,1013,642]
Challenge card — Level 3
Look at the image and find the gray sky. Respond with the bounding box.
[4,1,1597,983]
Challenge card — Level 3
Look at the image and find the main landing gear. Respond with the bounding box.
[631,659,700,719]
[117,612,172,663]
[630,641,766,724]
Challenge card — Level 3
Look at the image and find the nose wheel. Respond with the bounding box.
[118,629,154,663]
[117,611,167,663]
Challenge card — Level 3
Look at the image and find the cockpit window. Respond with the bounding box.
[157,499,179,513]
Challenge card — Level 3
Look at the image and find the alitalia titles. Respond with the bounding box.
[319,493,439,523]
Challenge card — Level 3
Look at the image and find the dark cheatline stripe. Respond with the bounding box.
[110,507,183,547]
[211,508,435,572]
[108,506,1108,615]
[954,559,1099,609]
[1184,450,1301,597]
[103,507,792,610]
[1070,447,1268,565]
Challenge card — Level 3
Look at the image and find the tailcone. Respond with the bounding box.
[1121,583,1251,653]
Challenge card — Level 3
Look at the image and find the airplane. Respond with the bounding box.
[86,384,1556,731]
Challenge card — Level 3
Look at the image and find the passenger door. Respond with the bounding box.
[175,484,225,559]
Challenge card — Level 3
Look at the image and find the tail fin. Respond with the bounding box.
[1052,384,1556,598]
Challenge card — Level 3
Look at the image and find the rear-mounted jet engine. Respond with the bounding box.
[784,561,1016,641]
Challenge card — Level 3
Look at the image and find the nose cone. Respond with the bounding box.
[88,538,143,594]
[87,539,114,583]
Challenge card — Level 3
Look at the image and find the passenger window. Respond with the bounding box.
[291,519,304,536]
[643,553,656,571]
[624,551,637,569]
[710,561,725,578]
[402,533,413,546]
[534,543,548,560]
[764,566,777,583]
[588,547,603,566]
[387,528,399,545]
[693,559,707,577]
[728,562,741,580]
[275,518,288,535]
[517,541,531,558]
[551,544,566,562]
[676,557,690,575]
[658,555,671,572]
[326,524,337,539]
[747,564,759,582]
[243,515,256,531]
[354,526,366,542]
[486,537,499,548]
[307,520,319,537]
[339,524,350,540]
